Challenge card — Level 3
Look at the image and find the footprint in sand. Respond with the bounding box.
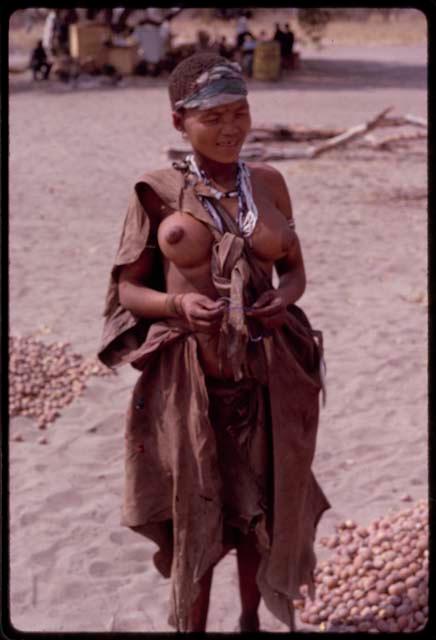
[31,541,62,567]
[88,560,111,577]
[410,477,425,486]
[45,489,82,511]
[19,510,39,527]
[88,559,148,578]
[122,547,150,563]
[109,531,123,545]
[109,530,135,546]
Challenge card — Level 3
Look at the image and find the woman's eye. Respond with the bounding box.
[204,118,219,125]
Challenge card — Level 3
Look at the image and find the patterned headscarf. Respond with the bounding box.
[174,61,247,111]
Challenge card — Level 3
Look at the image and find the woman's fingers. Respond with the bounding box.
[250,291,275,309]
[247,299,283,318]
[189,305,225,321]
[199,297,227,310]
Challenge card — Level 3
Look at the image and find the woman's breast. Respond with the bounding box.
[157,210,213,268]
[248,206,295,263]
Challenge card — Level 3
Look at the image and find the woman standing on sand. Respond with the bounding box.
[98,52,329,632]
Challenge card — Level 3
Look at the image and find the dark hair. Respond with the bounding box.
[168,52,229,111]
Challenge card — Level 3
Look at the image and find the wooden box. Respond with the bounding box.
[253,41,281,81]
[69,23,110,66]
[107,44,139,75]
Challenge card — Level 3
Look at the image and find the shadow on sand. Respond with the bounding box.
[9,55,426,96]
[278,56,427,91]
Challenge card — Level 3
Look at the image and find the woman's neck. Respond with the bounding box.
[192,150,238,189]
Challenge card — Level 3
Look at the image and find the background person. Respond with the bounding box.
[282,23,295,70]
[273,22,286,68]
[29,39,52,80]
[241,32,257,76]
[42,10,56,55]
[235,11,254,51]
[133,12,166,76]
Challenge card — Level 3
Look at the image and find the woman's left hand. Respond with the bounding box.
[246,290,288,329]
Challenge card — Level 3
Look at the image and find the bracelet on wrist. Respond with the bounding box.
[166,294,178,317]
[174,293,185,317]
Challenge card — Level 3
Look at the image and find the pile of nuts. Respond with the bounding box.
[295,499,428,632]
[9,335,115,430]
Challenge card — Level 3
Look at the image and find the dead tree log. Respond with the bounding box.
[247,113,427,144]
[247,126,341,143]
[403,114,427,128]
[307,107,394,158]
[366,131,427,150]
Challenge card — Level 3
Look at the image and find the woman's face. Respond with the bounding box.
[175,98,252,164]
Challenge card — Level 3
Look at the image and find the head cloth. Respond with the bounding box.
[174,61,247,111]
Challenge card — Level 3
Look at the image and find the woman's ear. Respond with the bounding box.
[172,110,183,133]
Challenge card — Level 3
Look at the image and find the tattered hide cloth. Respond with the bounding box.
[98,167,330,631]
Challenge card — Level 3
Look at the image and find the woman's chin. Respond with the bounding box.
[212,146,242,163]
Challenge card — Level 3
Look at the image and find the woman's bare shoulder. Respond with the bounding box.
[247,162,292,215]
[247,161,289,191]
[136,182,176,224]
[135,166,182,222]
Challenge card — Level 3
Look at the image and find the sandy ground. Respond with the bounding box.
[9,20,427,634]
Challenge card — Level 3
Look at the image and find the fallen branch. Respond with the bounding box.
[403,114,427,128]
[166,144,266,161]
[247,112,427,144]
[165,144,311,162]
[366,131,427,150]
[307,106,394,158]
[247,125,341,143]
[368,114,427,129]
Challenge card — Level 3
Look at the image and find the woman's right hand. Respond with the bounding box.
[179,293,227,333]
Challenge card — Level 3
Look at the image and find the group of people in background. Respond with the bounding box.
[273,22,296,70]
[231,13,297,77]
[28,8,298,83]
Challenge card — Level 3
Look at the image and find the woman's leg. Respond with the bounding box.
[236,530,262,631]
[187,564,214,631]
[187,541,234,632]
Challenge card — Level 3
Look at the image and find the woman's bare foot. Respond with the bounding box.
[239,611,260,632]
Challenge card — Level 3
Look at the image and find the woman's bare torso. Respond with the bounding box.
[153,166,294,378]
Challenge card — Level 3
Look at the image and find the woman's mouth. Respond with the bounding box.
[217,140,240,148]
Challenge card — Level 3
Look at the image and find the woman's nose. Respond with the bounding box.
[220,117,239,133]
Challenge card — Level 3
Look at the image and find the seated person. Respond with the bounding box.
[30,40,52,80]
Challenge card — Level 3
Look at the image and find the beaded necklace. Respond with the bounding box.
[185,154,259,237]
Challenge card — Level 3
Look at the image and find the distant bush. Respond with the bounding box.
[214,9,253,20]
[297,9,331,45]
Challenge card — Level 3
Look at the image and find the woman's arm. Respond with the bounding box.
[118,185,182,319]
[247,166,306,327]
[272,167,306,306]
[118,250,181,319]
